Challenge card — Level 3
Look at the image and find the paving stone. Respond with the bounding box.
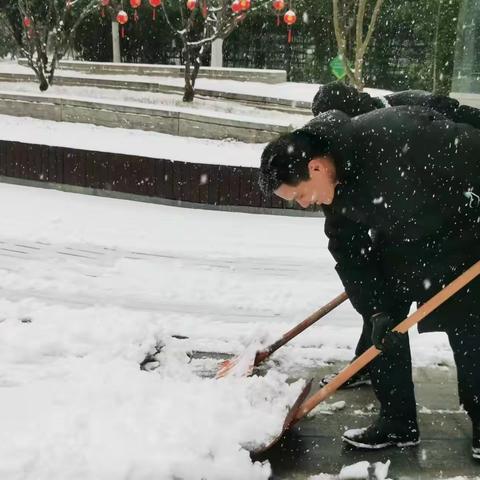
[256,364,480,479]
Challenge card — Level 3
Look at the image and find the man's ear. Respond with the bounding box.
[308,158,323,174]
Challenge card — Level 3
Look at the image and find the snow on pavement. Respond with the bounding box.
[0,182,453,479]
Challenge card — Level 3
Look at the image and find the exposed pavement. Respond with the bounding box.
[259,364,480,479]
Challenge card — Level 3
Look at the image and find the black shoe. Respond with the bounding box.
[342,415,420,450]
[473,423,480,461]
[320,369,371,389]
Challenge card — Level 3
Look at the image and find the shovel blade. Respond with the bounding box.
[251,378,313,457]
[215,341,260,378]
[216,357,254,378]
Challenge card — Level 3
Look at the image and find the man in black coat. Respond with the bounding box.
[259,106,480,458]
[312,82,480,390]
[312,81,480,129]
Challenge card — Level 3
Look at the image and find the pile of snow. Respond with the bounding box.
[308,460,391,480]
[338,460,391,480]
[0,298,305,479]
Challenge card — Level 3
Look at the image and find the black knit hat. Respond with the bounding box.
[312,81,383,117]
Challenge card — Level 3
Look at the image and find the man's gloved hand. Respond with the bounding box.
[370,312,404,351]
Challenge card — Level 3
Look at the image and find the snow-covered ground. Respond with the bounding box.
[0,59,453,478]
[0,182,454,479]
[0,60,392,169]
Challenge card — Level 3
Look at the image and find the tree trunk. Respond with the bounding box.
[191,44,210,90]
[183,45,195,102]
[433,0,460,95]
[37,68,49,91]
[183,82,195,102]
[48,63,56,86]
[432,0,442,93]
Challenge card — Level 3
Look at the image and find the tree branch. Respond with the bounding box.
[362,0,384,51]
[332,0,356,84]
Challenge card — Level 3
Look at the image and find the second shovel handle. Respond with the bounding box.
[255,291,348,366]
[295,259,480,420]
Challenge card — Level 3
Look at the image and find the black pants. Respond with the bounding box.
[357,313,480,424]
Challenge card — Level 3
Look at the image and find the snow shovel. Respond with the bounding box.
[253,259,480,456]
[216,291,348,378]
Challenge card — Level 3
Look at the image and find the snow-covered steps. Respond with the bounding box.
[0,70,312,113]
[0,88,306,142]
[19,58,288,83]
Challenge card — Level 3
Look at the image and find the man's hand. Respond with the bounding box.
[370,312,404,351]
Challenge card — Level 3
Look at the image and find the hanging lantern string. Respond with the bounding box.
[100,0,110,17]
[283,2,296,44]
[272,0,285,27]
[117,10,128,38]
[130,0,141,21]
[149,0,161,20]
[288,0,293,43]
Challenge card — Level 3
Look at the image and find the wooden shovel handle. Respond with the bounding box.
[295,259,480,420]
[254,292,348,366]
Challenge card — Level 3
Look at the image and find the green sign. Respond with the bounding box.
[329,55,347,80]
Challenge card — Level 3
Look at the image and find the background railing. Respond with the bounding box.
[0,140,317,213]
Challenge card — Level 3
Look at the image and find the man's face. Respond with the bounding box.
[274,158,337,208]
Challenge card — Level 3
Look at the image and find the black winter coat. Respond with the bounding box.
[312,82,480,130]
[298,107,480,333]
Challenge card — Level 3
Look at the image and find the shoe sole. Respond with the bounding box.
[342,436,420,450]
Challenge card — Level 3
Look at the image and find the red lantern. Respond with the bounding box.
[272,0,284,26]
[117,10,129,23]
[149,0,161,20]
[240,0,250,10]
[284,9,296,43]
[186,0,196,10]
[284,9,296,25]
[231,0,242,13]
[117,10,128,38]
[130,0,141,21]
[23,16,33,39]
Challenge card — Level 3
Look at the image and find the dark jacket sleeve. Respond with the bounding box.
[451,105,480,130]
[416,114,480,190]
[323,206,394,319]
[386,90,480,130]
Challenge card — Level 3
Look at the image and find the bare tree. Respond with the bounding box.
[332,0,384,90]
[12,0,98,91]
[161,0,271,102]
